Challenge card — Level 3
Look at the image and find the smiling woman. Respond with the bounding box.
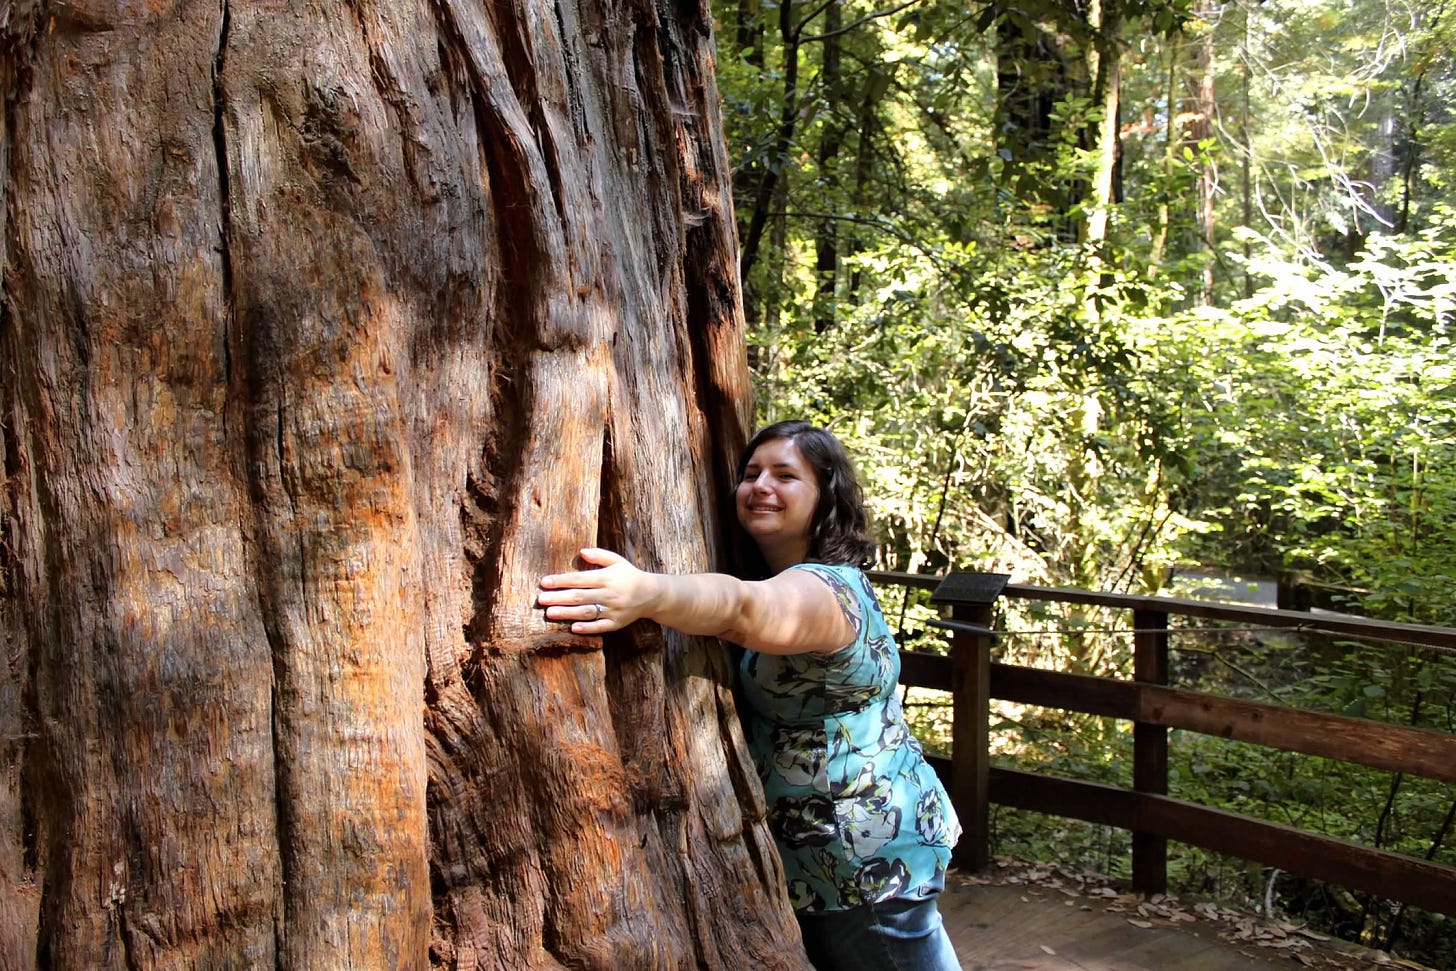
[537,420,963,971]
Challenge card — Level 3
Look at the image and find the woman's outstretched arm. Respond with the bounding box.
[537,548,853,654]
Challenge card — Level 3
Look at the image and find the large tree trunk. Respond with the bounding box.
[0,1,807,968]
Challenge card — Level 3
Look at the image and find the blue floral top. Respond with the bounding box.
[738,563,961,912]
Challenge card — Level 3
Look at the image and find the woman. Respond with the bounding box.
[538,420,961,971]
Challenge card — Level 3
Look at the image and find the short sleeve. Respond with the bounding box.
[788,563,865,651]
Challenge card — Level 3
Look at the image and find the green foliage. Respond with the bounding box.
[718,1,1456,959]
[1147,211,1456,624]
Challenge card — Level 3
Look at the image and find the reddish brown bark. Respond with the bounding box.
[0,1,806,968]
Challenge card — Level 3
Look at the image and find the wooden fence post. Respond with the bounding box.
[931,572,1010,873]
[1132,607,1170,895]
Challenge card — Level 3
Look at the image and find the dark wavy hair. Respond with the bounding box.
[735,420,876,572]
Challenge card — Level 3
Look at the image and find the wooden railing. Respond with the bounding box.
[869,569,1456,919]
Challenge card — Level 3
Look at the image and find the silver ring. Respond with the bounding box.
[592,603,604,620]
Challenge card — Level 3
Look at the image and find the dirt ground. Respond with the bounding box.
[945,857,1439,971]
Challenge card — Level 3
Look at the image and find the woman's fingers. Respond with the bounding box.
[537,581,598,605]
[577,547,624,568]
[576,601,614,631]
[540,549,624,591]
[541,601,593,619]
[544,600,616,633]
[538,571,597,591]
[538,549,639,633]
[537,582,609,629]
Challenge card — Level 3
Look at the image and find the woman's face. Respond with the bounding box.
[736,437,820,564]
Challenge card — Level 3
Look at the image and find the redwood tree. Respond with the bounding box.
[0,1,808,968]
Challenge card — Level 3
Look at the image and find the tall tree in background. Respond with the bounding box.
[1082,0,1125,255]
[993,3,1083,238]
[0,1,809,968]
[813,0,844,334]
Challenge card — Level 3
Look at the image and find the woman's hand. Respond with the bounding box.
[538,548,657,635]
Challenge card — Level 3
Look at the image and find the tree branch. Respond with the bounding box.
[799,0,923,44]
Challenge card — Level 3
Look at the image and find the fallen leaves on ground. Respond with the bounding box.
[954,857,1434,971]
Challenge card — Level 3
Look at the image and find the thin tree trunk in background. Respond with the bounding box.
[1082,0,1121,254]
[846,69,882,303]
[994,15,1062,194]
[737,0,765,65]
[1396,72,1426,234]
[1189,1,1217,304]
[1240,3,1254,298]
[1149,31,1181,268]
[0,1,805,968]
[739,0,801,284]
[812,0,842,335]
[993,2,1085,242]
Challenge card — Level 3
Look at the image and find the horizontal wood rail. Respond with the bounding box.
[870,570,1456,918]
[871,570,1456,653]
[985,769,1456,917]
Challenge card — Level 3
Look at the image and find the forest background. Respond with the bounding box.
[712,0,1454,963]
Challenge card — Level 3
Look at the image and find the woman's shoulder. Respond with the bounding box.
[786,562,878,614]
[786,561,866,587]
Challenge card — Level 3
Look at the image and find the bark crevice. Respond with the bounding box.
[354,4,431,206]
[436,3,556,656]
[430,0,575,345]
[212,0,234,409]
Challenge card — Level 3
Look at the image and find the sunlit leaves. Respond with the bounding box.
[1148,216,1456,625]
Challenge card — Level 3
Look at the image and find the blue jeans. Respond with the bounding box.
[795,875,960,971]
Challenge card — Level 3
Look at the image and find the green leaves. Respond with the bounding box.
[719,0,1456,623]
[1148,212,1456,625]
[720,7,1456,961]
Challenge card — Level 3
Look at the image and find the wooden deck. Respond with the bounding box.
[939,867,1425,971]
